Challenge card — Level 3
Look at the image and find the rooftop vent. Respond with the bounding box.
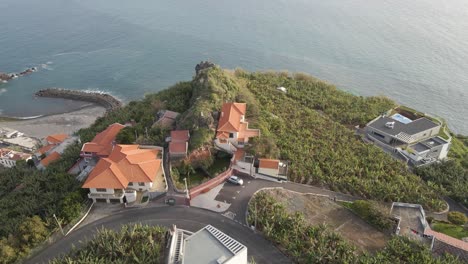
[385,121,395,129]
[428,141,434,145]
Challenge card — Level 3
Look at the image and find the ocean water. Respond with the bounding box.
[0,0,467,134]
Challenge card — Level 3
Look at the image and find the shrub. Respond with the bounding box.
[350,200,393,231]
[426,216,434,225]
[447,211,467,225]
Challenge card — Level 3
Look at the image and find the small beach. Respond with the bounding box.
[0,105,105,138]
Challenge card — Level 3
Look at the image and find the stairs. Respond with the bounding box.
[205,225,245,254]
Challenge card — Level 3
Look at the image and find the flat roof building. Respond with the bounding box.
[168,225,247,264]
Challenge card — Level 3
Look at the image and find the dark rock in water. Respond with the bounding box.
[0,72,12,81]
[195,61,216,75]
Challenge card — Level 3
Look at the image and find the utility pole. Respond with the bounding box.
[184,177,189,199]
[53,214,64,236]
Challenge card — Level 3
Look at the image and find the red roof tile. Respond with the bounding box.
[40,152,61,167]
[82,123,125,157]
[82,145,161,189]
[258,159,280,170]
[171,130,190,142]
[46,134,68,144]
[169,142,187,154]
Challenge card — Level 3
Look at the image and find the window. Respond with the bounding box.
[229,133,234,138]
[372,131,385,139]
[128,182,133,186]
[138,182,145,186]
[96,188,107,192]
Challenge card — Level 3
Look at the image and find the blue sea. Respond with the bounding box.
[0,0,467,134]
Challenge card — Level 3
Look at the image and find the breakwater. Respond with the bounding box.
[35,88,123,111]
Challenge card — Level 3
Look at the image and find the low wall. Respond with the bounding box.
[35,88,122,111]
[189,168,233,199]
[189,154,235,199]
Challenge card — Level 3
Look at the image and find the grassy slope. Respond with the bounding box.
[230,70,443,209]
[50,224,167,263]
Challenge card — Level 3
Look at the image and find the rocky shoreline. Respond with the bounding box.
[35,88,123,112]
[0,67,38,83]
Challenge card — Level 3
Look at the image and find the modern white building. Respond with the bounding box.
[168,225,247,264]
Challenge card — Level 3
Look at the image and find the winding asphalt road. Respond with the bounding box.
[27,206,292,264]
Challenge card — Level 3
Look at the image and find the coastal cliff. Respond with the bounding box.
[35,88,122,111]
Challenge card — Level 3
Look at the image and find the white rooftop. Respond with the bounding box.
[170,225,247,264]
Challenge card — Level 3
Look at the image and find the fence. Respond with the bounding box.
[189,168,233,199]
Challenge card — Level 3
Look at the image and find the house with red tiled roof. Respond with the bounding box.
[82,145,165,203]
[215,103,259,153]
[37,151,61,169]
[34,133,78,170]
[169,130,190,159]
[81,123,125,161]
[35,133,70,157]
[0,148,32,168]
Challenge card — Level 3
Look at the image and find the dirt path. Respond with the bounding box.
[264,189,390,253]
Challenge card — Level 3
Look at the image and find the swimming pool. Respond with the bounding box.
[391,113,413,124]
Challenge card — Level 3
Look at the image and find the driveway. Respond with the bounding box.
[211,173,359,224]
[26,206,291,264]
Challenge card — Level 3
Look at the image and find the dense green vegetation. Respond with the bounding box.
[77,81,193,145]
[449,135,468,169]
[248,191,461,264]
[50,224,167,264]
[432,221,468,240]
[0,143,86,263]
[414,160,468,207]
[343,200,394,232]
[235,70,444,210]
[447,211,467,226]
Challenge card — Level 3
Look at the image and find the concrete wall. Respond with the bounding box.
[225,247,248,264]
[127,182,152,191]
[365,127,393,144]
[258,167,278,177]
[411,126,440,143]
[90,188,115,194]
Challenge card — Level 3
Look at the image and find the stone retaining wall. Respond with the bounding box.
[35,88,122,111]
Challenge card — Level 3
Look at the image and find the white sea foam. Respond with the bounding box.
[0,88,7,95]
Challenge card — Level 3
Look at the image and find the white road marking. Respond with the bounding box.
[236,191,241,194]
[242,186,245,188]
[232,197,236,199]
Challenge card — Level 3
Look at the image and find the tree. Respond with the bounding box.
[0,238,17,264]
[60,191,83,223]
[17,216,48,248]
[447,211,467,225]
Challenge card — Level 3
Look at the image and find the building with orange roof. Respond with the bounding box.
[0,148,32,168]
[37,151,61,170]
[256,158,280,178]
[169,130,190,158]
[35,133,70,157]
[82,144,165,203]
[81,123,125,160]
[215,103,259,153]
[45,134,68,145]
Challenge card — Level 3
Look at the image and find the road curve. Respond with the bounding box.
[27,206,291,264]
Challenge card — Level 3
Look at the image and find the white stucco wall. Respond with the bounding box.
[225,248,248,264]
[258,167,279,177]
[89,188,115,194]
